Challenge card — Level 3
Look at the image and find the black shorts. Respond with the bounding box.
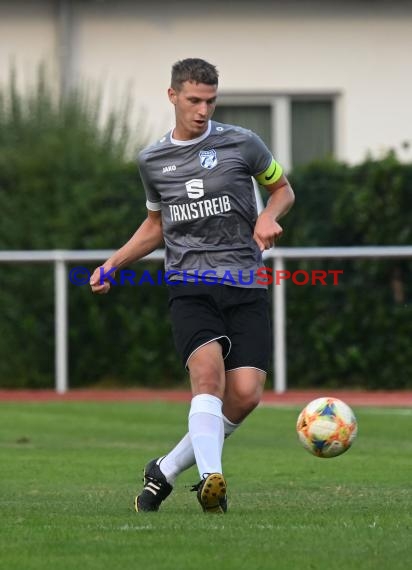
[168,284,271,372]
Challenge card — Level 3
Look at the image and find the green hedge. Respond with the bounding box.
[0,73,411,389]
[0,70,183,388]
[283,157,412,388]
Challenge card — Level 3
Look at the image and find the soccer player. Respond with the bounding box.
[90,58,295,514]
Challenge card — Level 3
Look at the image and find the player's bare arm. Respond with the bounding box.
[90,210,163,294]
[253,174,295,251]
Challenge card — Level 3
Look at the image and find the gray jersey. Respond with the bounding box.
[137,120,277,287]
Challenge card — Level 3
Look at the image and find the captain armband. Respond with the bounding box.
[255,158,283,186]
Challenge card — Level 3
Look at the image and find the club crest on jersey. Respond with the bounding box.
[199,149,217,170]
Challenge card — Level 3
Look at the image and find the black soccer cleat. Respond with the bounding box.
[191,473,227,514]
[134,458,173,512]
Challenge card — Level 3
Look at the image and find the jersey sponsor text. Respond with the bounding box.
[169,195,231,222]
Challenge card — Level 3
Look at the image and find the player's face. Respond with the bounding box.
[168,81,217,140]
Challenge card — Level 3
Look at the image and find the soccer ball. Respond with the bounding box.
[296,397,358,458]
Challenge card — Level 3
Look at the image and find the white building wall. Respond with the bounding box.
[0,1,58,88]
[1,0,412,164]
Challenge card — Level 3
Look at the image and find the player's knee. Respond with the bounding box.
[189,362,225,397]
[196,377,222,396]
[227,384,263,418]
[223,396,259,424]
[240,392,261,415]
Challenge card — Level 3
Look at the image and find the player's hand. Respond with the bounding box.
[253,212,283,251]
[89,264,113,294]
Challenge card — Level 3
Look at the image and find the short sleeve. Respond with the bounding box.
[236,130,283,186]
[137,151,161,211]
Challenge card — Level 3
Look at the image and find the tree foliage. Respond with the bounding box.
[0,69,182,388]
[283,156,412,388]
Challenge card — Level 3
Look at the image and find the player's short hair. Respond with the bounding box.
[171,58,219,91]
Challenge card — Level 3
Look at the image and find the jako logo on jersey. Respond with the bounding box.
[185,178,204,199]
[199,149,217,170]
[162,164,176,173]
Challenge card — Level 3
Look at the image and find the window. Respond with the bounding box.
[291,99,334,167]
[213,94,338,171]
[213,105,272,149]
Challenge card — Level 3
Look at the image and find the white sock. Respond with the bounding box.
[188,394,224,478]
[223,414,238,438]
[159,413,241,484]
[158,435,193,485]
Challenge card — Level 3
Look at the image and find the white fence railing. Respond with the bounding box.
[1,246,412,394]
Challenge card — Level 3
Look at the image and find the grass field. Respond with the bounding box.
[1,401,411,570]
